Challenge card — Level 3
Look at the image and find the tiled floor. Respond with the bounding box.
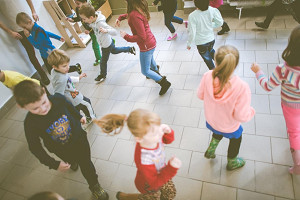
[0,10,299,200]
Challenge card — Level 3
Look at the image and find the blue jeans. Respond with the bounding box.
[164,9,183,33]
[100,39,131,76]
[197,40,215,70]
[140,48,162,81]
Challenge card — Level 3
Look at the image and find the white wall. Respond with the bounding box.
[0,0,63,108]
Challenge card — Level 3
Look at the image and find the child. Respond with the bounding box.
[16,12,82,75]
[14,80,109,200]
[152,0,188,41]
[67,0,102,66]
[94,109,181,200]
[78,4,136,83]
[48,49,95,125]
[187,0,224,70]
[251,25,300,174]
[209,0,230,35]
[198,45,255,170]
[28,191,71,200]
[116,0,172,95]
[0,69,50,95]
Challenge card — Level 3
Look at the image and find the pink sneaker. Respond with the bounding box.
[184,21,188,28]
[167,33,177,41]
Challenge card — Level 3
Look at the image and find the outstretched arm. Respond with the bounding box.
[0,21,22,39]
[26,0,39,21]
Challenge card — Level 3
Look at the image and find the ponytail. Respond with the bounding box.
[93,114,127,135]
[212,45,239,95]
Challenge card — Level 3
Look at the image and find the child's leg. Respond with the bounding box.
[197,40,216,70]
[69,63,82,74]
[42,58,53,74]
[76,96,96,119]
[164,12,176,34]
[171,16,183,25]
[140,49,162,81]
[99,45,112,77]
[160,180,176,200]
[217,21,230,35]
[226,135,245,170]
[205,133,222,159]
[110,41,132,55]
[90,32,102,62]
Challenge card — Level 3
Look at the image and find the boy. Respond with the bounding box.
[16,12,82,75]
[48,49,95,125]
[14,80,109,200]
[187,0,223,70]
[79,4,136,83]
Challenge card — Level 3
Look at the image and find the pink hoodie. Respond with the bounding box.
[197,71,255,133]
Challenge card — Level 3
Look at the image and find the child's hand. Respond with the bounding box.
[120,31,127,38]
[187,46,191,50]
[57,161,70,172]
[24,29,30,37]
[115,19,121,27]
[161,124,171,134]
[10,31,23,39]
[60,37,65,42]
[251,63,260,73]
[84,30,90,34]
[169,156,182,169]
[32,12,39,22]
[80,116,87,124]
[79,73,87,80]
[99,27,108,33]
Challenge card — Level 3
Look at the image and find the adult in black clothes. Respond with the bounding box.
[255,0,300,29]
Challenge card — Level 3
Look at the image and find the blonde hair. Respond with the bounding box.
[212,45,239,95]
[47,49,70,67]
[16,12,32,25]
[94,109,161,138]
[79,3,95,18]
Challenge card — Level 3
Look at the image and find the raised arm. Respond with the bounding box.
[123,15,146,43]
[26,0,39,21]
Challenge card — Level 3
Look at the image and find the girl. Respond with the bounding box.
[152,0,188,41]
[187,0,224,70]
[67,0,102,66]
[209,0,230,35]
[198,45,255,170]
[251,25,300,174]
[115,0,172,96]
[94,109,181,200]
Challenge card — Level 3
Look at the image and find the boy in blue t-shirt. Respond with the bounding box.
[16,12,81,75]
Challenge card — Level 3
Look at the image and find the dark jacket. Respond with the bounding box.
[153,0,177,13]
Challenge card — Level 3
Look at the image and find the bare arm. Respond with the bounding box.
[26,0,39,21]
[0,21,22,39]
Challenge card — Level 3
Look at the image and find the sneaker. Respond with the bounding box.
[93,60,101,66]
[130,47,136,55]
[75,63,82,74]
[40,74,50,85]
[184,21,188,28]
[94,74,106,83]
[167,33,177,41]
[70,163,79,171]
[90,183,109,200]
[255,21,269,29]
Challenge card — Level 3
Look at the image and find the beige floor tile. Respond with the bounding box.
[165,125,184,148]
[183,75,201,90]
[251,94,270,114]
[147,87,172,104]
[198,109,206,129]
[173,50,193,62]
[109,86,133,101]
[275,198,292,200]
[64,180,92,200]
[255,162,294,199]
[173,107,201,127]
[110,164,138,193]
[255,51,279,63]
[267,39,288,50]
[1,192,25,200]
[272,137,293,166]
[255,81,281,95]
[225,39,245,50]
[156,40,171,50]
[241,77,256,94]
[169,89,193,107]
[91,136,117,160]
[127,87,151,103]
[245,39,266,50]
[234,63,244,77]
[216,30,236,40]
[173,176,202,200]
[108,72,131,86]
[94,159,119,189]
[284,19,299,29]
[160,62,181,74]
[191,51,204,62]
[292,174,300,200]
[242,117,256,135]
[237,189,275,200]
[239,51,255,63]
[275,29,293,39]
[239,134,272,163]
[0,189,5,199]
[0,139,26,162]
[201,182,236,200]
[165,147,192,177]
[0,161,13,184]
[0,119,14,136]
[156,50,176,61]
[132,102,155,111]
[243,63,268,78]
[166,74,187,89]
[126,73,146,87]
[92,84,115,99]
[191,91,204,108]
[236,30,256,39]
[153,104,178,124]
[220,157,255,191]
[109,139,135,165]
[269,95,283,115]
[256,30,277,39]
[93,99,115,117]
[180,127,210,152]
[255,114,287,138]
[4,105,27,122]
[188,152,222,184]
[179,62,201,75]
[2,121,25,142]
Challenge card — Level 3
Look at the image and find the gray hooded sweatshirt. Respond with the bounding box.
[89,11,117,48]
[51,69,84,106]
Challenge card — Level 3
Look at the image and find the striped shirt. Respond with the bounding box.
[255,63,300,109]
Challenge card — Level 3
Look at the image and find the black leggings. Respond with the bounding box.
[213,133,242,159]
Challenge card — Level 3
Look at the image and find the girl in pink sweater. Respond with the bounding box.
[251,25,300,174]
[198,45,255,170]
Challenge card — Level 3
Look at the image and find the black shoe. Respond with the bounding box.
[157,76,171,95]
[130,47,136,55]
[70,163,78,171]
[75,63,82,75]
[40,74,50,85]
[95,74,106,83]
[255,21,269,29]
[90,183,109,200]
[217,22,230,35]
[146,65,160,79]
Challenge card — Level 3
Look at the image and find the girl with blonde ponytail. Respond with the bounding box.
[197,45,255,171]
[94,109,181,200]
